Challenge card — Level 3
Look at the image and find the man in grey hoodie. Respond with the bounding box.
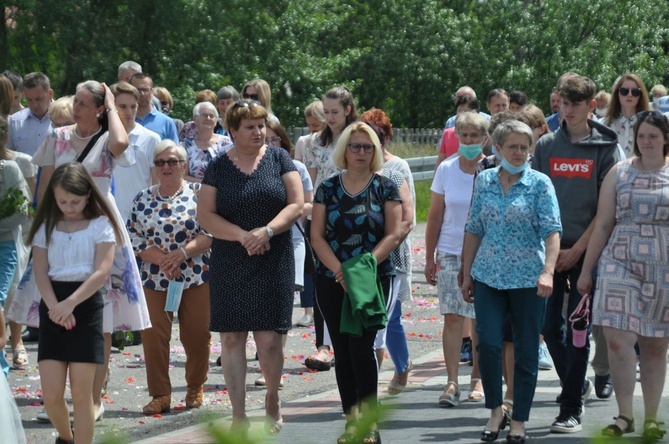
[532,75,622,434]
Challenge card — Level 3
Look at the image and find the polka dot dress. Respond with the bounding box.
[202,146,296,332]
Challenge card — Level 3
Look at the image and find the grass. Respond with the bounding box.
[387,142,435,223]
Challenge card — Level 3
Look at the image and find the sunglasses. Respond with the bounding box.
[234,100,262,109]
[243,93,259,101]
[348,143,375,153]
[637,110,666,120]
[154,159,184,167]
[619,87,642,97]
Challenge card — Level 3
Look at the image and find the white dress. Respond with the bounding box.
[28,126,150,332]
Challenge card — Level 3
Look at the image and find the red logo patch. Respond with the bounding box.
[549,158,594,179]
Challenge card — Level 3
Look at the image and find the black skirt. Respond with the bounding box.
[38,281,104,364]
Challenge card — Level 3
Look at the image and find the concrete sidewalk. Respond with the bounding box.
[135,343,666,444]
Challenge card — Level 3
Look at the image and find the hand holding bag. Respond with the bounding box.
[569,293,590,348]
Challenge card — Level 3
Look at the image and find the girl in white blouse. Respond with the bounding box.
[27,163,122,444]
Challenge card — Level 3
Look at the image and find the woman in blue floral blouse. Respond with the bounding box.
[461,120,562,443]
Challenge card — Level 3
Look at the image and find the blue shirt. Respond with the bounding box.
[6,108,52,156]
[546,112,560,132]
[135,106,179,143]
[465,167,562,289]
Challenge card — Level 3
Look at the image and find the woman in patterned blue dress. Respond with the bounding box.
[311,122,402,444]
[577,111,669,440]
[198,101,303,436]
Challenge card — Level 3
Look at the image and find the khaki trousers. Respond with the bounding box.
[142,283,211,396]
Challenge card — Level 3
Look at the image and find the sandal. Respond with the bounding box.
[502,399,513,421]
[142,395,171,415]
[337,420,358,444]
[388,361,412,396]
[438,381,460,407]
[468,378,485,402]
[362,428,382,444]
[12,348,29,368]
[643,419,666,442]
[265,414,284,435]
[602,415,635,437]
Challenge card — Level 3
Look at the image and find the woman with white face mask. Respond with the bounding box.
[425,111,488,409]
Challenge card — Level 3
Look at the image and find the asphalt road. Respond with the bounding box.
[8,224,444,443]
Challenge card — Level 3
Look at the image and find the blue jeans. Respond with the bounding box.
[541,260,592,415]
[474,281,546,422]
[386,300,410,373]
[300,273,314,308]
[0,241,18,376]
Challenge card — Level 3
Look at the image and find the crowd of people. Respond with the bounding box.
[0,62,668,444]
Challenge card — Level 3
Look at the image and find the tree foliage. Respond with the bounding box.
[2,0,668,127]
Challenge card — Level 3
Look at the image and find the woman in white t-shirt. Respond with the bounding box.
[425,112,489,408]
[27,163,123,444]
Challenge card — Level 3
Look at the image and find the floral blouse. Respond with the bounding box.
[182,134,233,180]
[303,134,340,190]
[609,114,637,159]
[465,167,562,289]
[128,182,211,290]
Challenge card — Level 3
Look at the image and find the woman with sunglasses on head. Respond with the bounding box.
[128,140,212,415]
[198,100,302,436]
[303,85,358,371]
[312,122,402,444]
[181,102,232,183]
[577,111,669,441]
[604,74,650,158]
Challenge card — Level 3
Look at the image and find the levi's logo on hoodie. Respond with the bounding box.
[549,157,594,179]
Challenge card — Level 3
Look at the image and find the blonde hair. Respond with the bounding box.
[48,96,74,126]
[332,122,383,172]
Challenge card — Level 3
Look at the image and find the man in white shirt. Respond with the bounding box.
[111,81,160,222]
[6,72,53,156]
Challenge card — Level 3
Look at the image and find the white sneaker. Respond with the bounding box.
[36,408,50,423]
[538,343,553,370]
[296,314,314,327]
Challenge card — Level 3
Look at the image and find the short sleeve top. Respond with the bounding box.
[127,182,211,290]
[465,167,562,289]
[303,135,340,190]
[314,172,401,278]
[182,134,233,180]
[33,216,116,281]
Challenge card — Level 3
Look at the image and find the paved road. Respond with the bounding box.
[7,223,668,443]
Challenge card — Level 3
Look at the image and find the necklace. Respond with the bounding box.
[229,148,239,161]
[158,182,185,202]
[64,219,87,240]
[73,125,102,140]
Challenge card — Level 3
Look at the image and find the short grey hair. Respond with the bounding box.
[118,61,142,78]
[193,101,218,118]
[492,120,534,148]
[153,139,187,162]
[216,86,240,102]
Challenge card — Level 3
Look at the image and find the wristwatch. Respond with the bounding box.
[265,225,274,238]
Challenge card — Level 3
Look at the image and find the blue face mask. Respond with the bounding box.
[492,146,503,161]
[458,143,483,160]
[165,280,184,312]
[500,158,529,175]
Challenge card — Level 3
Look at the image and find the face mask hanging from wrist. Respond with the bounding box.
[165,280,185,313]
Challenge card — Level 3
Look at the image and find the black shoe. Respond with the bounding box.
[481,415,508,441]
[305,357,332,371]
[460,338,473,363]
[506,434,527,443]
[21,327,39,343]
[595,374,613,399]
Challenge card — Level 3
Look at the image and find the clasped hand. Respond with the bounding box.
[49,300,76,330]
[241,227,271,256]
[159,249,185,280]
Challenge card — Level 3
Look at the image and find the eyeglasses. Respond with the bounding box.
[160,101,170,107]
[243,93,259,101]
[458,132,482,139]
[265,136,282,145]
[154,159,184,167]
[619,87,642,97]
[198,113,217,120]
[502,144,530,153]
[348,143,375,153]
[137,88,152,95]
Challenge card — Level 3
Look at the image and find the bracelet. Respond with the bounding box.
[180,247,189,261]
[106,108,118,114]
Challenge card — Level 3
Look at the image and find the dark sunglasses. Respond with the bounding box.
[243,93,259,101]
[234,100,262,109]
[619,87,642,97]
[154,159,184,167]
[637,110,666,120]
[348,143,375,153]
